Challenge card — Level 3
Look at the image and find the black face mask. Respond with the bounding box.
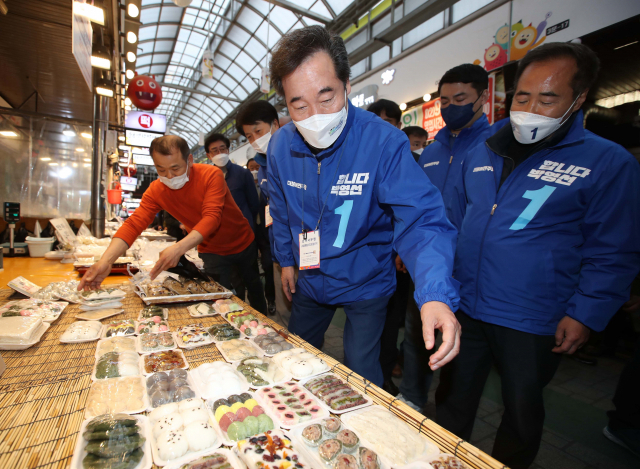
[440,93,483,130]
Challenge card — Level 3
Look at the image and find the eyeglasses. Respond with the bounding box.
[207,146,228,156]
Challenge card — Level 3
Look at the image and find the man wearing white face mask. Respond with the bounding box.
[437,43,640,468]
[266,26,461,386]
[78,136,266,316]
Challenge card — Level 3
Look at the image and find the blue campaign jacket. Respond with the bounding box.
[224,161,259,230]
[267,103,460,308]
[418,114,493,230]
[453,111,640,335]
[255,154,276,252]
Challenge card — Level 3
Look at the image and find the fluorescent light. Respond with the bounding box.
[72,163,78,167]
[125,105,132,110]
[399,103,407,111]
[40,157,51,162]
[127,52,136,63]
[127,31,137,44]
[58,167,73,179]
[423,93,431,102]
[125,97,132,106]
[614,40,638,50]
[119,145,130,150]
[0,130,18,137]
[127,4,139,17]
[76,147,85,152]
[96,86,114,97]
[84,158,91,162]
[118,136,125,141]
[84,163,91,167]
[81,132,92,139]
[73,2,105,25]
[91,56,111,69]
[63,129,76,137]
[49,162,59,166]
[126,69,135,79]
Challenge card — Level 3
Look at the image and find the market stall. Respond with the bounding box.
[0,280,507,469]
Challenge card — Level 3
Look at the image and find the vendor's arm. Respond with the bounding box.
[149,229,203,279]
[78,238,129,290]
[378,135,461,370]
[555,152,640,354]
[267,150,296,300]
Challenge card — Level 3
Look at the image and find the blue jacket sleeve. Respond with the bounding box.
[446,152,470,232]
[267,151,296,268]
[565,151,640,331]
[243,168,259,220]
[377,135,460,310]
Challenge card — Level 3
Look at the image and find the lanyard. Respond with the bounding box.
[300,131,350,239]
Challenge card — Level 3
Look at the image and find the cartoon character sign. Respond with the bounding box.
[494,24,510,50]
[127,73,163,110]
[484,44,507,71]
[510,23,546,61]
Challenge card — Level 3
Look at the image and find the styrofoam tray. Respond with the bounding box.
[69,414,152,469]
[0,322,50,350]
[233,430,311,469]
[221,313,277,339]
[253,383,329,430]
[173,327,215,350]
[164,447,244,469]
[150,402,224,467]
[209,324,246,345]
[233,357,292,390]
[146,370,202,412]
[80,300,123,311]
[59,321,104,343]
[187,302,218,318]
[136,320,171,335]
[0,299,68,323]
[190,362,251,401]
[7,276,42,297]
[339,406,440,468]
[101,319,137,339]
[205,391,281,447]
[95,336,138,359]
[84,376,150,418]
[141,349,190,376]
[250,336,294,357]
[271,349,331,381]
[216,338,264,363]
[92,351,145,382]
[75,308,124,321]
[137,307,169,322]
[298,372,374,415]
[289,423,392,469]
[137,332,177,354]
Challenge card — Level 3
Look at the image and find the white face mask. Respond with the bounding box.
[158,162,190,190]
[211,153,229,167]
[251,170,259,178]
[510,95,580,144]
[293,91,348,149]
[251,128,272,154]
[413,147,424,156]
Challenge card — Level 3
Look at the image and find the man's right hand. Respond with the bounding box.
[78,260,112,291]
[395,255,408,273]
[281,266,296,301]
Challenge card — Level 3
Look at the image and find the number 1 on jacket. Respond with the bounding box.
[333,200,354,248]
[510,185,556,230]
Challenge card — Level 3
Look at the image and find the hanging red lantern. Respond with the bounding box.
[127,73,163,110]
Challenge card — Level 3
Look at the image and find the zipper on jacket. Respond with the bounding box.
[490,204,497,215]
[318,162,321,175]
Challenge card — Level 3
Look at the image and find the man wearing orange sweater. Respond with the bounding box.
[79,135,268,315]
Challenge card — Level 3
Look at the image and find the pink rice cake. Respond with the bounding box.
[257,383,322,427]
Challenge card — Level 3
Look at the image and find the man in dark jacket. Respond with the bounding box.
[436,42,640,468]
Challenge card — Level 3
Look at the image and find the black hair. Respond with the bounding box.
[514,42,600,99]
[204,133,230,153]
[367,99,402,123]
[149,135,190,162]
[236,101,279,136]
[438,63,489,97]
[246,158,255,166]
[270,25,350,97]
[402,126,428,139]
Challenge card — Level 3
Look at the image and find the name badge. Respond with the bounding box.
[265,205,273,228]
[299,231,320,270]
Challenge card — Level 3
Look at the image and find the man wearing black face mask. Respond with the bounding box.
[418,64,493,231]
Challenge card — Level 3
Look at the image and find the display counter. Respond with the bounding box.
[0,264,507,469]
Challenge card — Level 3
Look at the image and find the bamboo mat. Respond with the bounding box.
[0,286,507,469]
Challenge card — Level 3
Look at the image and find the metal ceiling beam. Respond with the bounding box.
[156,81,243,103]
[327,0,386,34]
[347,0,457,64]
[261,0,331,25]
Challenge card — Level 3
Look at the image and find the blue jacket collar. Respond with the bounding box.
[434,113,491,147]
[289,101,356,159]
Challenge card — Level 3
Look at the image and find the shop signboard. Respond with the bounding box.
[125,111,167,133]
[120,176,137,192]
[349,84,378,108]
[72,1,92,91]
[125,129,164,148]
[422,99,445,141]
[132,148,153,166]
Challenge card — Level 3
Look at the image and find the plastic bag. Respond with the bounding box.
[82,413,145,469]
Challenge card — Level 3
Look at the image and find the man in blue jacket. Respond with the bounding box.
[398,64,496,412]
[266,25,461,386]
[436,43,640,468]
